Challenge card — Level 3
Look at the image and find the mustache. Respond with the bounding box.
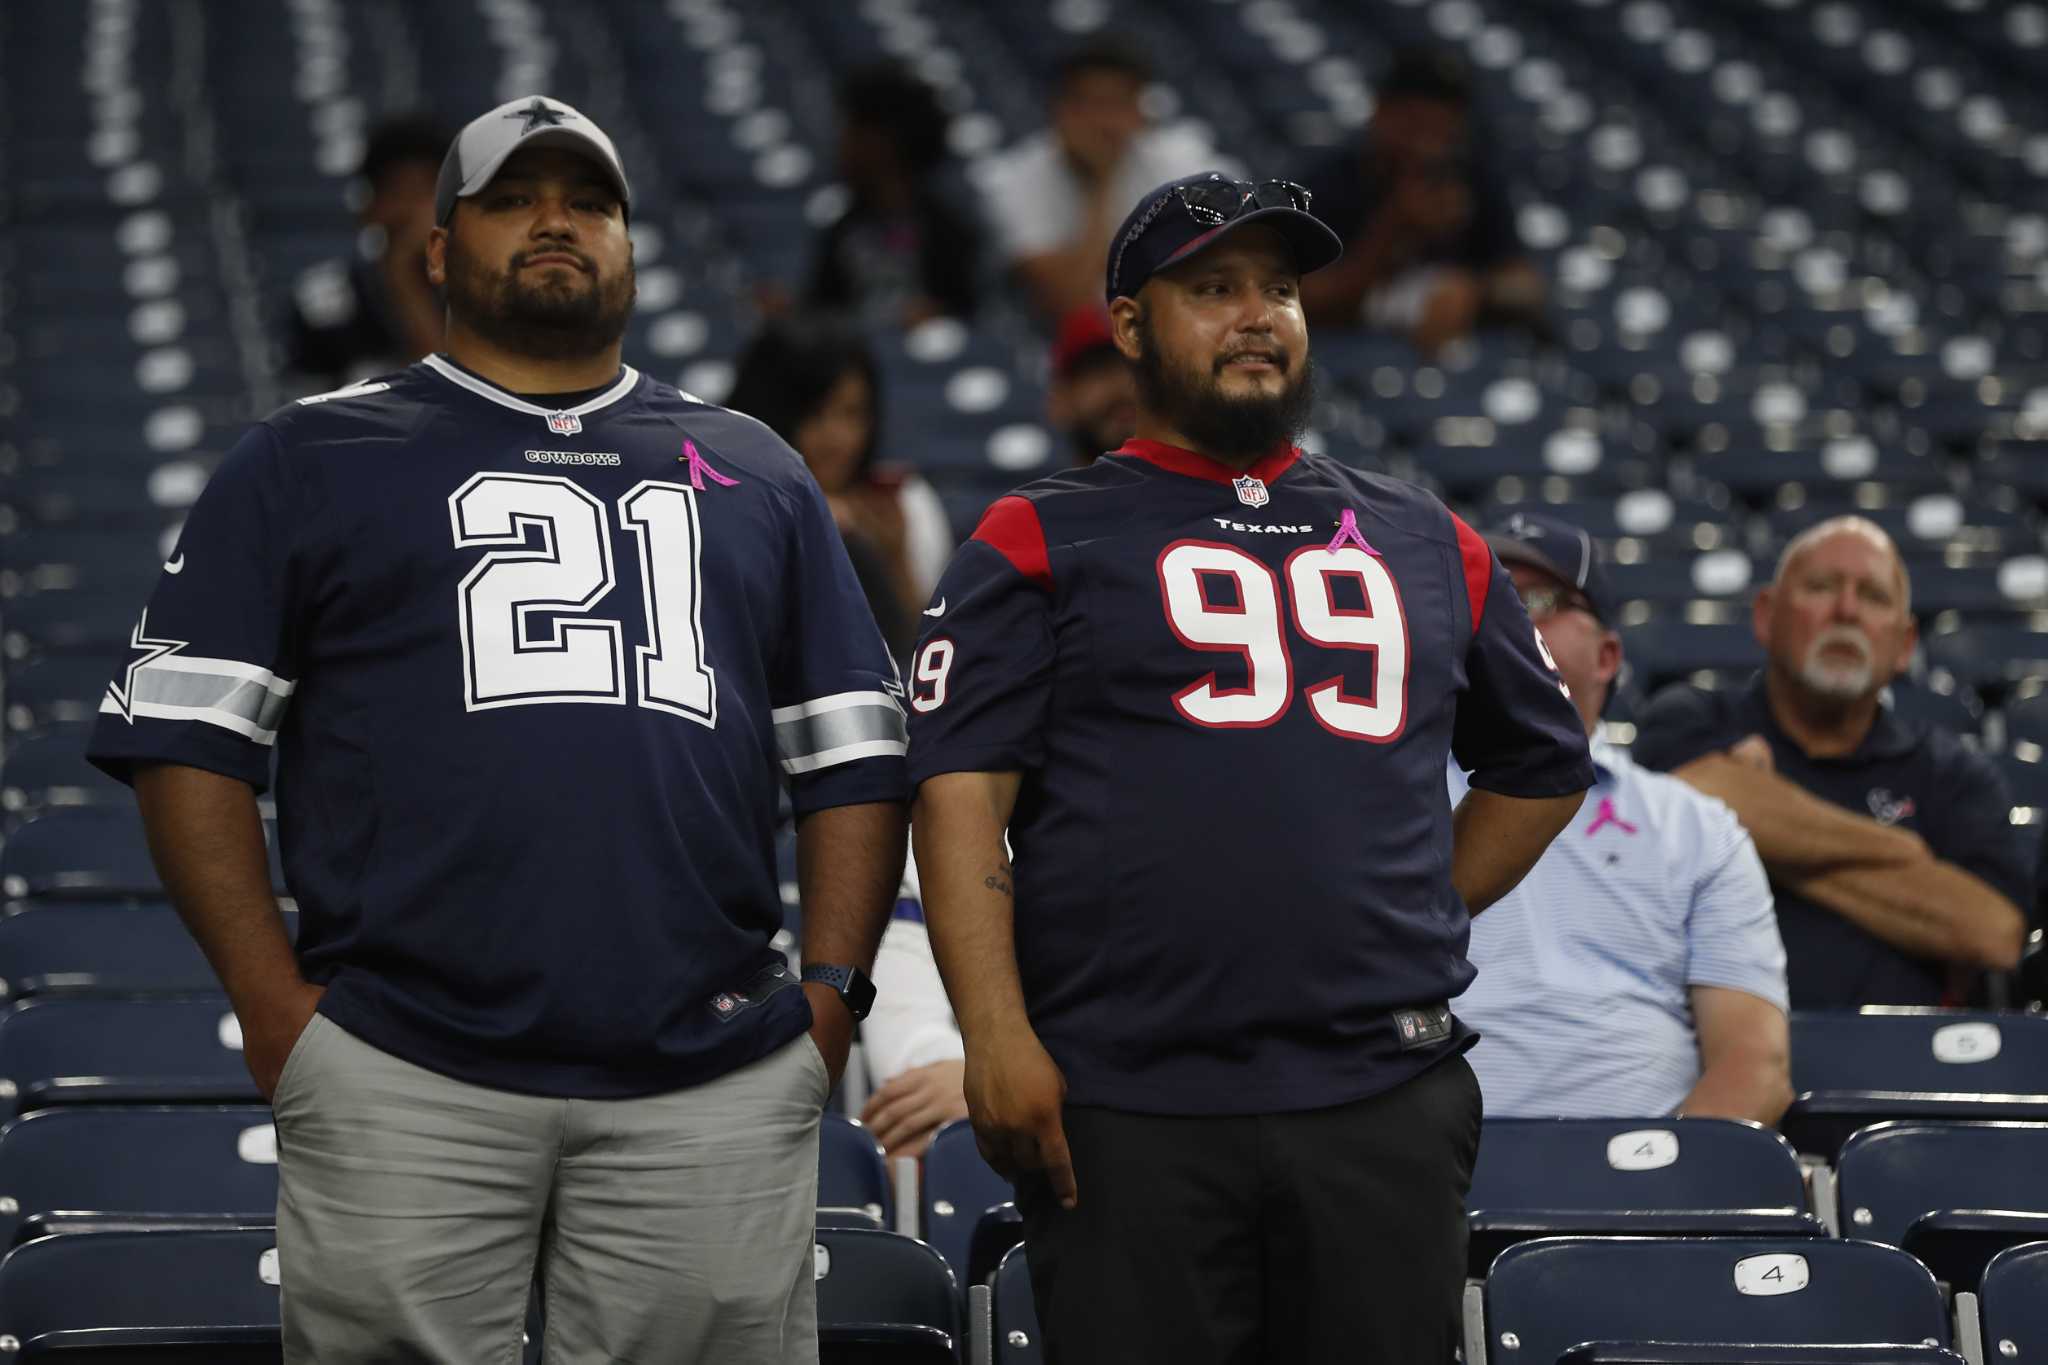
[1807,627,1872,663]
[1214,345,1289,375]
[513,246,596,273]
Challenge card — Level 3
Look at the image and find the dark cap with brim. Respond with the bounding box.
[1483,510,1617,625]
[1104,172,1344,303]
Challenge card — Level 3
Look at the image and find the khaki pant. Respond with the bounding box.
[271,1014,829,1363]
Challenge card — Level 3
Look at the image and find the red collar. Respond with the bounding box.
[1111,438,1301,486]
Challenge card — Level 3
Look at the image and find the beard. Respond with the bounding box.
[442,232,635,361]
[1131,312,1316,462]
[1796,627,1877,700]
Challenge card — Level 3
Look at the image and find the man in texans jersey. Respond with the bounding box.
[88,95,907,1362]
[907,172,1595,1362]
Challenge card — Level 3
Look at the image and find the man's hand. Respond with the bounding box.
[244,981,326,1102]
[964,1028,1077,1208]
[860,1059,969,1159]
[803,981,856,1093]
[1728,734,1775,772]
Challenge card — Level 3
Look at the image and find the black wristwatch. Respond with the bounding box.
[800,963,876,1022]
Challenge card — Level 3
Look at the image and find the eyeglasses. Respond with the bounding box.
[1518,586,1600,623]
[1108,177,1316,297]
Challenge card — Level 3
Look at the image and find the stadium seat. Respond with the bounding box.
[921,1118,1012,1289]
[0,902,293,1001]
[1467,1119,1823,1275]
[819,1112,892,1228]
[976,1242,1042,1365]
[1783,1010,2048,1155]
[0,807,289,901]
[1979,1242,2048,1365]
[1833,1121,2048,1289]
[0,996,260,1121]
[812,1226,958,1364]
[1480,1237,1964,1364]
[0,723,133,818]
[0,1105,279,1245]
[0,1227,282,1357]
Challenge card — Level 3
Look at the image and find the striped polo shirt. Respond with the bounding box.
[1451,740,1788,1118]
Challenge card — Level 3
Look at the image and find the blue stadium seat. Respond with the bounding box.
[0,1227,282,1357]
[819,1113,891,1227]
[0,724,132,818]
[0,807,288,901]
[1784,1010,2048,1156]
[2006,689,2048,751]
[1467,1119,1822,1275]
[0,901,293,1001]
[1926,625,2048,692]
[0,996,260,1122]
[0,1105,279,1245]
[1481,1237,1962,1364]
[921,1118,1011,1291]
[982,1242,1042,1365]
[812,1226,957,1364]
[1833,1121,2048,1290]
[1979,1243,2048,1365]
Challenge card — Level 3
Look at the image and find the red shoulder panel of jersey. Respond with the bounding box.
[1450,511,1493,636]
[972,494,1053,591]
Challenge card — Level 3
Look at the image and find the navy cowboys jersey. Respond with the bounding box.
[88,355,908,1098]
[906,439,1595,1115]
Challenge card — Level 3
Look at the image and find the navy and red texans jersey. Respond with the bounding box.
[906,438,1594,1116]
[88,355,908,1099]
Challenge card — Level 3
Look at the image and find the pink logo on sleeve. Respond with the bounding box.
[1326,508,1381,556]
[1585,797,1638,837]
[681,439,739,491]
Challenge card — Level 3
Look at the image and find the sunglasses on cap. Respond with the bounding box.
[1517,585,1601,624]
[1108,177,1316,298]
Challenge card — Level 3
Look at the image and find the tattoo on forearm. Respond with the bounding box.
[983,861,1014,898]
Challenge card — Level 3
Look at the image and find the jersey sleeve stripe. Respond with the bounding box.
[970,495,1053,591]
[102,656,294,744]
[1451,512,1494,636]
[780,737,910,775]
[775,694,909,774]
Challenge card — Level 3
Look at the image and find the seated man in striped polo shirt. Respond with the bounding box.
[1451,513,1793,1122]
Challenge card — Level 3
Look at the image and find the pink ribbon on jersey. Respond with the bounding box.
[1585,797,1639,837]
[683,440,739,490]
[1326,508,1380,556]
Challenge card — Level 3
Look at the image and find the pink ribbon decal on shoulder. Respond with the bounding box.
[682,440,739,490]
[1326,508,1380,555]
[1585,797,1638,837]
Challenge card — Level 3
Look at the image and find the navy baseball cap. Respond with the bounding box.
[435,95,632,226]
[1104,172,1344,303]
[1484,510,1617,625]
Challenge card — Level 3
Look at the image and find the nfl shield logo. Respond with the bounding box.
[546,411,582,435]
[1233,474,1270,508]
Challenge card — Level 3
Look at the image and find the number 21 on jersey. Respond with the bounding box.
[449,472,717,721]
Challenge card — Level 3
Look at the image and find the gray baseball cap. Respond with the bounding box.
[434,95,632,225]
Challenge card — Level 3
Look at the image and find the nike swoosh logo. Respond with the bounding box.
[922,597,946,617]
[164,554,185,575]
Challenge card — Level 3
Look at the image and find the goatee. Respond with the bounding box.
[443,234,636,360]
[1132,313,1315,462]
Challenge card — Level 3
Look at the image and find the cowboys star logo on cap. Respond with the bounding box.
[435,94,634,226]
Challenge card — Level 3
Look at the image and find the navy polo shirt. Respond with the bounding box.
[1632,676,2032,1007]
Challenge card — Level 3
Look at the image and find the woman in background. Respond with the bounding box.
[725,317,953,660]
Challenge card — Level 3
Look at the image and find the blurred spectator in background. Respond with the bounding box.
[980,38,1237,321]
[1299,50,1542,353]
[860,861,967,1160]
[1456,514,1791,1126]
[1635,516,2031,1007]
[285,115,450,388]
[725,317,952,660]
[804,62,984,328]
[1046,305,1138,465]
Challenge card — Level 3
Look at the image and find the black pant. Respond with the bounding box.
[1015,1053,1482,1365]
